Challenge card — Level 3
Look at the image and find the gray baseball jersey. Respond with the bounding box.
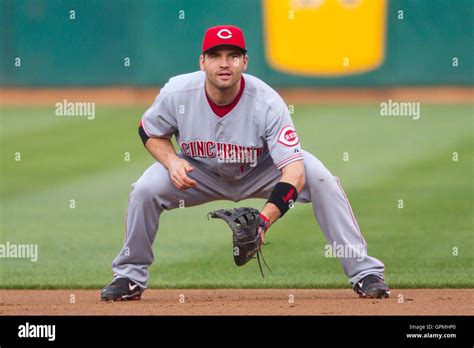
[111,71,386,290]
[141,71,303,180]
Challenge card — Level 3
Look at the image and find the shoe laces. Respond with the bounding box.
[110,278,130,289]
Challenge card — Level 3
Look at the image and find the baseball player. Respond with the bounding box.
[101,25,389,301]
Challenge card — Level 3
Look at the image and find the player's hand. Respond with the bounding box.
[168,158,197,190]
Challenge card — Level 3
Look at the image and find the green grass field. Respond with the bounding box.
[0,104,472,289]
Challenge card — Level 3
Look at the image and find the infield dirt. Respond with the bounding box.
[1,289,472,315]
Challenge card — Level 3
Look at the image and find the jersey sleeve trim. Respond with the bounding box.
[140,117,152,137]
[275,152,304,170]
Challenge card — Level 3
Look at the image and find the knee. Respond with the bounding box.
[128,162,175,210]
[130,182,156,205]
[129,183,154,207]
[130,180,172,209]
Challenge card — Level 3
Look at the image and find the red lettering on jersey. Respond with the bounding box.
[231,144,237,160]
[224,143,232,159]
[235,145,243,160]
[246,146,252,160]
[181,142,190,156]
[230,144,237,160]
[196,141,205,157]
[206,141,215,157]
[216,143,223,159]
[181,140,263,161]
[189,141,196,157]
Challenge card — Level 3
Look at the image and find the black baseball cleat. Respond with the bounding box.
[354,275,390,299]
[100,278,144,302]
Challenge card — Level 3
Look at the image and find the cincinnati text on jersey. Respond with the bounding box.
[180,140,264,164]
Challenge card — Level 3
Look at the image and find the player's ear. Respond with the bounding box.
[242,54,249,71]
[199,54,205,71]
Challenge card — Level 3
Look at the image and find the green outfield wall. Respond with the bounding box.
[1,0,472,86]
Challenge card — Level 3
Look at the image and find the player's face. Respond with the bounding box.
[200,47,248,90]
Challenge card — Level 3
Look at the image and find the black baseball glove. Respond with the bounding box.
[208,207,272,277]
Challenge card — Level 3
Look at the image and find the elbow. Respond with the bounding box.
[296,169,306,192]
[292,160,305,192]
[282,160,306,192]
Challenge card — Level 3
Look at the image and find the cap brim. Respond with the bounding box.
[203,44,247,54]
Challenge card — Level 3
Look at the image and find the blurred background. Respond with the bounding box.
[1,0,472,86]
[0,0,472,289]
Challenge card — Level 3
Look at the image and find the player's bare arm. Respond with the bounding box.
[145,137,197,190]
[261,160,305,226]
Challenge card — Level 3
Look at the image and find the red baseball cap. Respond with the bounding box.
[202,25,246,53]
